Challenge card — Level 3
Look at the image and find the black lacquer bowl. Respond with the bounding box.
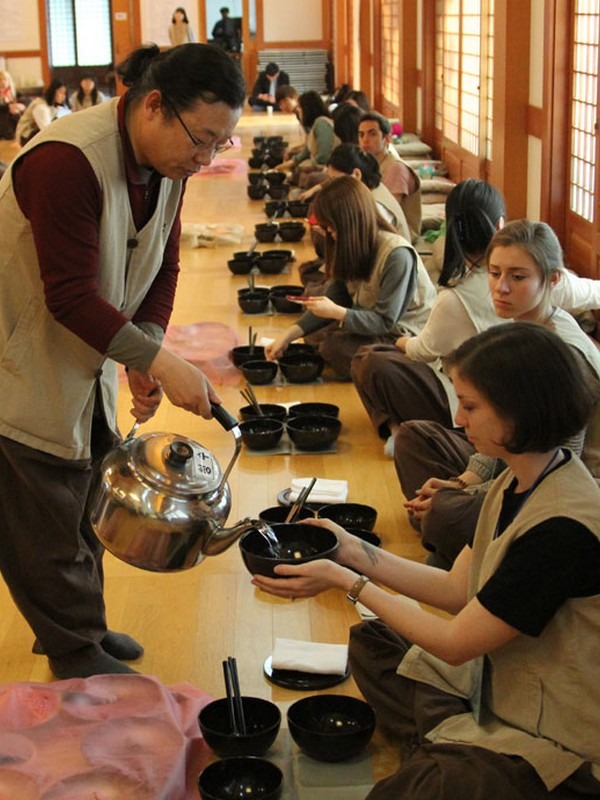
[239,523,339,578]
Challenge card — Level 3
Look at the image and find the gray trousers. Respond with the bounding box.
[349,620,600,799]
[0,406,117,668]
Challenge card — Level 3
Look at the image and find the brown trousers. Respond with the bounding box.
[349,620,600,800]
[393,419,485,568]
[0,404,117,665]
[351,346,453,438]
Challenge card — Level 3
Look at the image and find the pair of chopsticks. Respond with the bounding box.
[222,656,246,735]
[285,477,317,522]
[240,383,263,416]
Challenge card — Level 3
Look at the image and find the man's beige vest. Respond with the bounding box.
[0,99,182,459]
[399,455,600,790]
[347,230,436,336]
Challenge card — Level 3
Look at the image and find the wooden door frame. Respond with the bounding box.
[540,0,570,241]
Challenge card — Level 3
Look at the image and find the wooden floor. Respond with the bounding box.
[0,112,427,782]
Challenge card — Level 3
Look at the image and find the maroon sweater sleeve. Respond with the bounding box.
[13,141,182,354]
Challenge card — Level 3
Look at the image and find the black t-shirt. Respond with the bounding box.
[476,468,600,636]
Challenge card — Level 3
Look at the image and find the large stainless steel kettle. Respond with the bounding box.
[90,404,260,572]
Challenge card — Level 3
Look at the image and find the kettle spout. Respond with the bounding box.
[203,517,260,556]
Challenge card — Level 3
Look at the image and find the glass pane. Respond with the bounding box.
[569,3,599,222]
[75,0,112,65]
[48,0,76,67]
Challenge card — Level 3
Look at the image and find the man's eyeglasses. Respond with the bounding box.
[162,96,233,155]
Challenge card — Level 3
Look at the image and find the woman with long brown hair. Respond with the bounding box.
[265,176,435,378]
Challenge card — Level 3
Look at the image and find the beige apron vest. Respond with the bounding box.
[0,99,183,459]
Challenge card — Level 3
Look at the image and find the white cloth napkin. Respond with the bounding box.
[289,477,348,504]
[272,638,348,675]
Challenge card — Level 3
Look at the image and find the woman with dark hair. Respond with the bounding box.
[345,89,370,111]
[275,90,340,185]
[331,102,364,144]
[265,176,435,378]
[253,321,600,800]
[169,7,195,45]
[70,75,106,112]
[0,43,245,679]
[300,143,409,236]
[397,219,600,568]
[351,179,506,454]
[15,78,70,144]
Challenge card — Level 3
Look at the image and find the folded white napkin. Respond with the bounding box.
[289,477,348,504]
[272,638,348,675]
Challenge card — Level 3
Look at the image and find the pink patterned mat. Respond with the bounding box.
[162,321,242,386]
[119,322,243,387]
[0,674,213,799]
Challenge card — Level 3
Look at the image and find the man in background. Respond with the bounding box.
[249,62,290,110]
[359,111,422,242]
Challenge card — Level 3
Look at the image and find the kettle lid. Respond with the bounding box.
[129,432,222,494]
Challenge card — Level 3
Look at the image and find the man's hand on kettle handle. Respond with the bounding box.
[148,348,220,418]
[126,368,163,422]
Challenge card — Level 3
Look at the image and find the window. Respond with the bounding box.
[381,1,401,109]
[47,0,112,68]
[435,0,494,159]
[569,0,599,223]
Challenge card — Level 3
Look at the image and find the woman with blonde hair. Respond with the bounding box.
[265,176,435,378]
[0,69,26,139]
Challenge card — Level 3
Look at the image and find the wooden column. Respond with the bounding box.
[488,2,531,218]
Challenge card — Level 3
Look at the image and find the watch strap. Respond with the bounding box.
[346,574,370,604]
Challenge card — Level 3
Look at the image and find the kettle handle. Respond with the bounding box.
[210,403,239,431]
[211,403,242,493]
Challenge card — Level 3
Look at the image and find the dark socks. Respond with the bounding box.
[49,651,139,680]
[100,631,144,661]
[33,631,144,661]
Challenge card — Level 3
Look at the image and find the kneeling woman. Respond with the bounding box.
[254,322,600,800]
[265,176,435,379]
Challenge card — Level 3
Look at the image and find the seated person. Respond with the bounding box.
[359,111,422,242]
[248,62,290,110]
[0,69,26,140]
[253,321,600,800]
[15,79,70,146]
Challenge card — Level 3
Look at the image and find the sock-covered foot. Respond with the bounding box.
[34,630,144,661]
[383,434,396,458]
[49,651,139,680]
[100,631,144,661]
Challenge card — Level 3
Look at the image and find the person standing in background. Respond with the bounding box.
[212,7,241,52]
[169,7,195,45]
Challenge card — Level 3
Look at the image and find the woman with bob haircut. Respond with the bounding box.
[397,218,600,568]
[253,321,600,800]
[265,176,435,378]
